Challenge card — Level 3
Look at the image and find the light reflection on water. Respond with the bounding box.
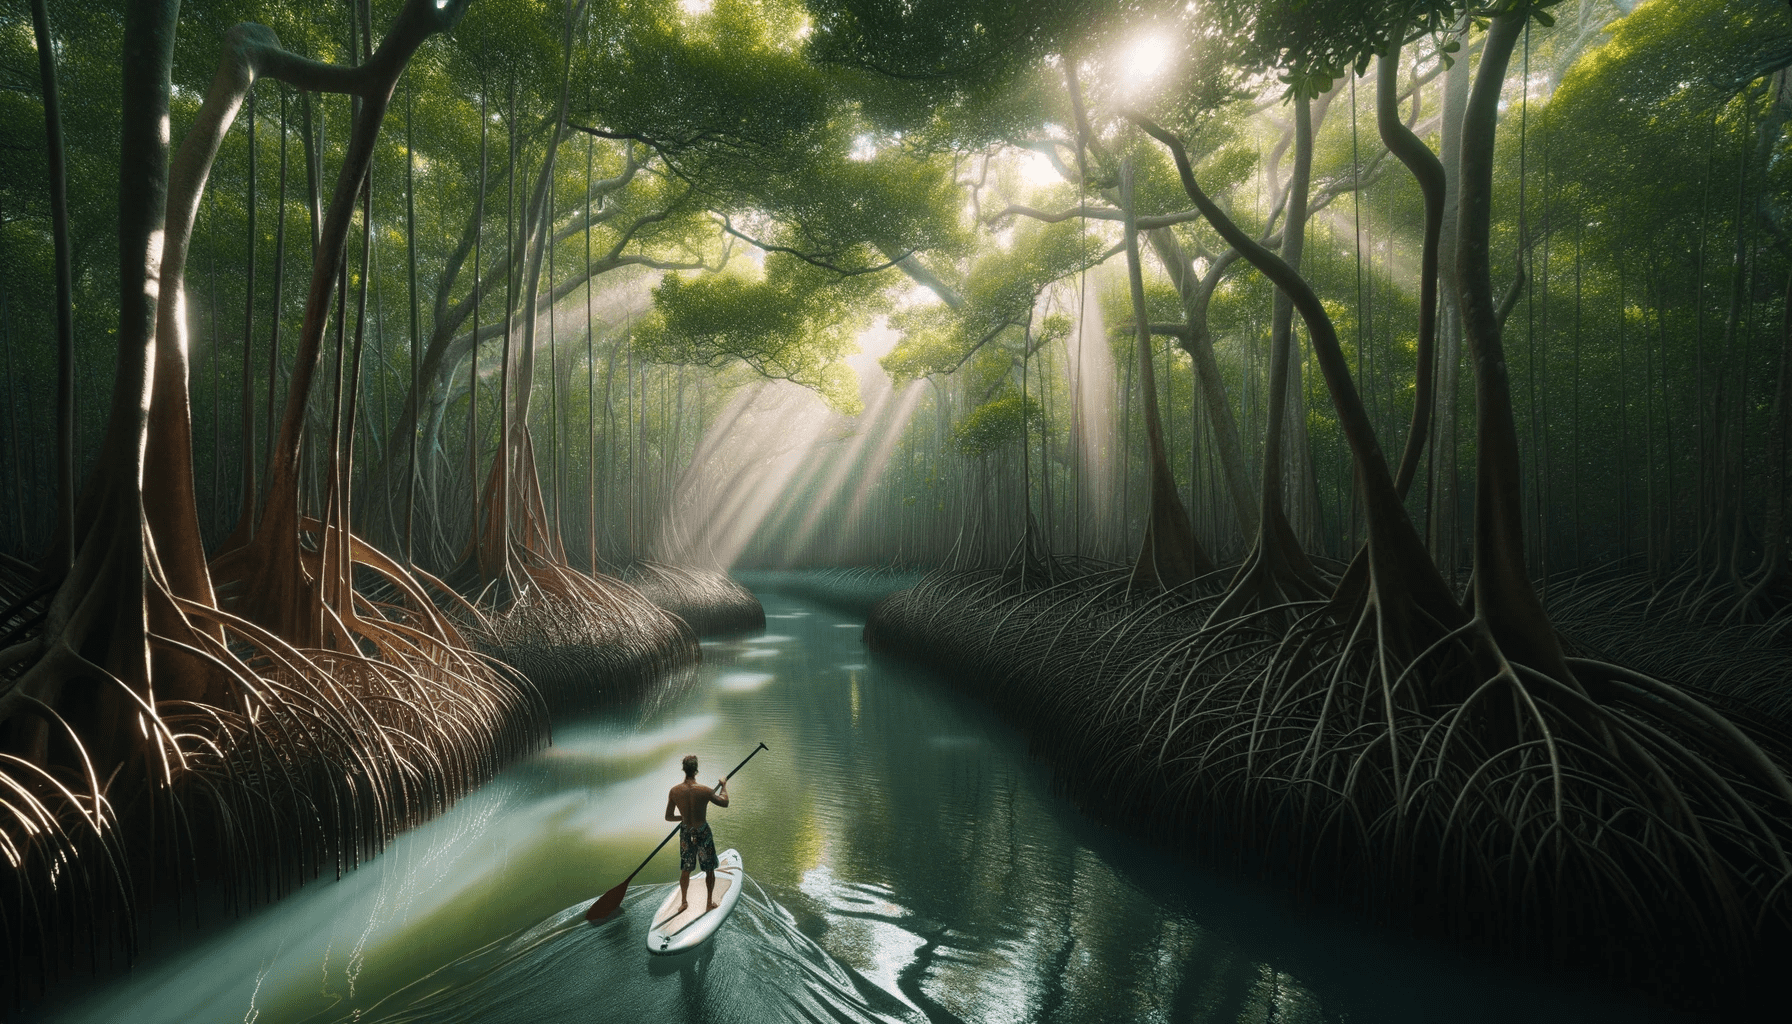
[31,588,1691,1023]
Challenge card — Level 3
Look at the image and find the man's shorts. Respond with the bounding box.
[680,821,719,873]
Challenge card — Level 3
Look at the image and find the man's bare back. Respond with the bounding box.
[666,754,730,911]
[666,779,724,828]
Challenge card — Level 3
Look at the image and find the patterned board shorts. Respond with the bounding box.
[679,821,719,873]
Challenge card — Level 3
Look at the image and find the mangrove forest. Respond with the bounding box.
[3,0,1791,1019]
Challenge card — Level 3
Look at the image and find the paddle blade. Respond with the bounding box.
[586,879,628,923]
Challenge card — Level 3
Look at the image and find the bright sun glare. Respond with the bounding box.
[1121,34,1173,90]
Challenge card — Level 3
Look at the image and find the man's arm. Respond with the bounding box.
[711,779,729,808]
[665,789,683,822]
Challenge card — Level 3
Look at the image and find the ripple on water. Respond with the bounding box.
[798,866,928,1018]
[314,883,922,1024]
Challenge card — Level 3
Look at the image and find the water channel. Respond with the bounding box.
[33,583,1689,1023]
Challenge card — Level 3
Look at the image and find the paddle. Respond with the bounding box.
[585,742,769,923]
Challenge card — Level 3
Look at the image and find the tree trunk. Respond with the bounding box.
[1144,228,1259,539]
[1455,9,1572,682]
[1326,45,1452,611]
[0,0,178,767]
[466,80,487,567]
[259,86,291,536]
[1266,94,1315,547]
[1378,47,1445,499]
[238,84,258,546]
[404,74,420,563]
[1204,97,1326,621]
[1734,270,1792,619]
[213,0,477,644]
[1121,159,1212,590]
[1429,23,1471,580]
[1135,114,1456,655]
[31,0,75,571]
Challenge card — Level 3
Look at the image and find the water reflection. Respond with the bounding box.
[31,588,1691,1024]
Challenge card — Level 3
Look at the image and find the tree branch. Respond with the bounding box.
[715,215,912,277]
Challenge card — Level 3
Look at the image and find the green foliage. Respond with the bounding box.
[634,251,884,412]
[1552,0,1791,194]
[1547,0,1792,266]
[579,0,826,155]
[802,0,1115,121]
[952,386,1042,455]
[1198,1,1570,95]
[573,0,969,271]
[1557,0,1789,113]
[884,219,1104,382]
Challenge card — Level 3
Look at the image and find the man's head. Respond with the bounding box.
[681,754,698,778]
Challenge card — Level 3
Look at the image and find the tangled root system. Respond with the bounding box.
[622,561,765,636]
[0,549,545,1003]
[0,539,700,1002]
[1549,568,1792,725]
[457,559,698,714]
[867,566,1792,1008]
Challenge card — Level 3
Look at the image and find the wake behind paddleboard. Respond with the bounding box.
[646,847,743,954]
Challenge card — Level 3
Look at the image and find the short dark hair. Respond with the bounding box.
[681,754,698,776]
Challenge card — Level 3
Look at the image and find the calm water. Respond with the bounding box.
[33,585,1688,1023]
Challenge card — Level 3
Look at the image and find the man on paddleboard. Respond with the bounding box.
[666,754,730,912]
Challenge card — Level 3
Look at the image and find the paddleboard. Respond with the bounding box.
[645,847,743,955]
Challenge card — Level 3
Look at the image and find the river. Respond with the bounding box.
[31,583,1688,1023]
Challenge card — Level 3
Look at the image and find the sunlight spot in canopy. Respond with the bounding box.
[1020,150,1062,189]
[680,0,713,15]
[1118,33,1173,95]
[849,134,878,162]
